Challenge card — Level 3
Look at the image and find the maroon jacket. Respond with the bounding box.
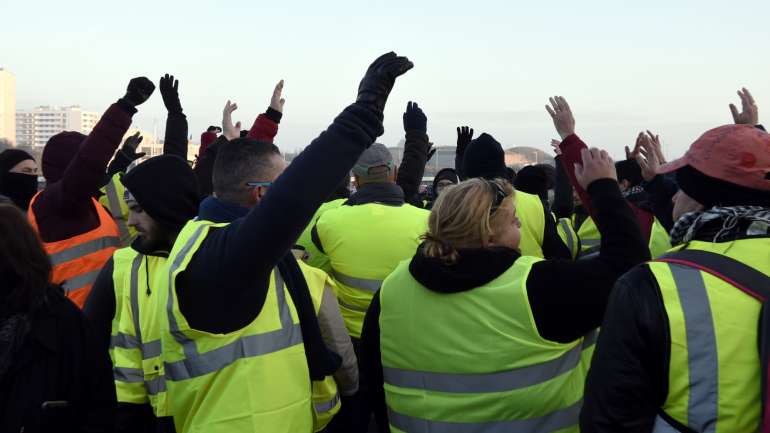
[559,134,654,240]
[32,103,135,242]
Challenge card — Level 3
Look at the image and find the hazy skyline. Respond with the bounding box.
[4,0,770,159]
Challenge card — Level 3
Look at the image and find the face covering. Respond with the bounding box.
[0,173,39,210]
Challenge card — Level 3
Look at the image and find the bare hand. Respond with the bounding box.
[625,133,643,160]
[635,132,660,182]
[550,139,562,156]
[545,96,576,140]
[270,80,285,113]
[575,147,617,189]
[729,87,758,125]
[222,100,242,141]
[646,130,666,164]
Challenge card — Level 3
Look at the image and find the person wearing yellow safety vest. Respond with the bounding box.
[148,53,413,432]
[461,132,574,259]
[296,178,351,274]
[98,74,192,248]
[361,146,649,432]
[27,77,157,309]
[84,154,200,432]
[582,97,770,431]
[311,139,430,432]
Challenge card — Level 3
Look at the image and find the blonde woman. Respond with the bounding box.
[360,148,650,432]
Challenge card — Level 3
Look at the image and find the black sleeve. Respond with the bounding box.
[552,155,574,219]
[361,291,389,430]
[396,131,431,208]
[540,201,572,260]
[83,257,116,354]
[580,266,668,433]
[526,179,650,343]
[641,174,678,231]
[163,112,189,159]
[192,136,227,197]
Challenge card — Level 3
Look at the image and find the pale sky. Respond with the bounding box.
[4,0,770,160]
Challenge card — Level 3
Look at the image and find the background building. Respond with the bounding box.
[16,105,100,148]
[0,68,16,145]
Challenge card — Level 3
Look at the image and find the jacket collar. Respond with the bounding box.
[198,196,250,223]
[346,183,405,206]
[409,244,520,293]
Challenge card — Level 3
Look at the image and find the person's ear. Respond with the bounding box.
[353,174,361,188]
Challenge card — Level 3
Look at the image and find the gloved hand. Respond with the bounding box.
[357,52,413,114]
[403,101,427,133]
[456,126,474,155]
[159,73,183,113]
[120,132,146,161]
[123,77,155,107]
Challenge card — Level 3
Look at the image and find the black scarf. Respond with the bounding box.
[0,172,38,210]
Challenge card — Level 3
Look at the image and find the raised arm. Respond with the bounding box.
[159,73,189,158]
[228,52,414,274]
[103,132,146,185]
[247,80,285,142]
[397,101,434,207]
[455,126,474,180]
[551,139,574,219]
[55,78,155,210]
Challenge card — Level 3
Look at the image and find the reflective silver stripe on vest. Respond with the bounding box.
[49,236,120,265]
[127,254,162,360]
[388,397,582,433]
[114,366,144,383]
[106,179,130,242]
[668,264,718,433]
[558,219,574,254]
[61,269,101,292]
[332,270,382,292]
[165,225,302,381]
[314,392,341,414]
[145,376,167,396]
[110,333,161,360]
[652,415,681,433]
[384,330,597,393]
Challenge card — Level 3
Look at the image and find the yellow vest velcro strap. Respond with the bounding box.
[165,322,303,381]
[105,179,130,242]
[50,236,121,265]
[332,270,382,292]
[114,367,144,383]
[387,398,583,433]
[62,269,101,293]
[314,392,341,414]
[384,331,597,393]
[666,263,718,430]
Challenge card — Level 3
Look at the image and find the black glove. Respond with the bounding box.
[159,74,183,113]
[123,77,155,107]
[357,52,413,114]
[456,126,474,156]
[120,132,146,161]
[403,101,427,133]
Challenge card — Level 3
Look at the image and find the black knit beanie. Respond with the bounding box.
[514,165,551,201]
[462,133,508,180]
[676,164,770,208]
[0,149,34,174]
[122,155,200,232]
[615,159,643,187]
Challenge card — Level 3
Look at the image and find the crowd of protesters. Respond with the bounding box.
[1,52,769,433]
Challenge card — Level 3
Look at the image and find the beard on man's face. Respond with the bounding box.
[135,224,173,252]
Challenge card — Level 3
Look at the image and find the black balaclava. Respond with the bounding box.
[0,149,38,210]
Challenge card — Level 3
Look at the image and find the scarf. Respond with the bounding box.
[669,206,770,246]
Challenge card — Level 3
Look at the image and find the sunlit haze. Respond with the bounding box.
[4,0,770,159]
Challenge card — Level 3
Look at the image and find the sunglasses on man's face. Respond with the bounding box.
[245,181,273,188]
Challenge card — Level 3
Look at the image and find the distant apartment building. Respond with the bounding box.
[0,68,16,144]
[16,105,100,148]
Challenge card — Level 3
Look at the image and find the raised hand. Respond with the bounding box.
[403,101,427,133]
[729,87,758,125]
[222,100,241,141]
[550,139,562,156]
[625,133,644,160]
[646,129,666,164]
[545,96,576,140]
[636,131,662,182]
[121,132,146,161]
[270,80,286,113]
[123,77,155,107]
[456,126,474,154]
[159,73,183,113]
[357,52,414,114]
[574,147,617,189]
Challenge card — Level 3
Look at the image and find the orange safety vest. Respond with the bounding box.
[28,192,121,308]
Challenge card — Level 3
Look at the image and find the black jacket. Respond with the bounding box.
[0,286,116,433]
[360,179,650,428]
